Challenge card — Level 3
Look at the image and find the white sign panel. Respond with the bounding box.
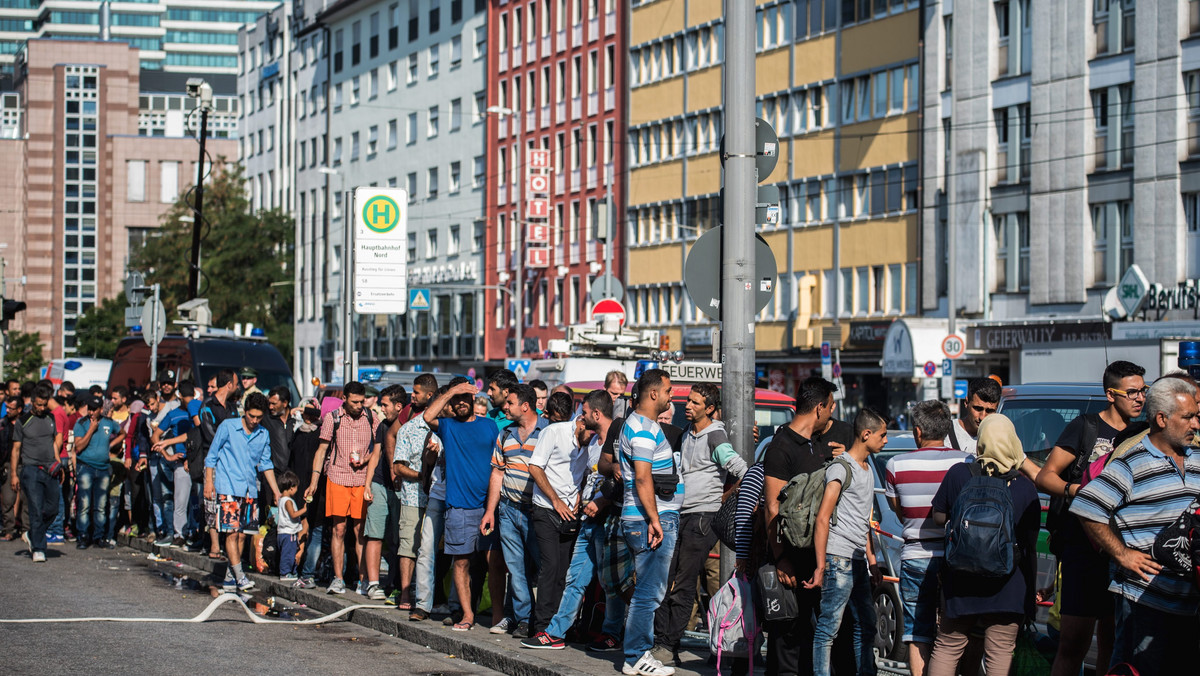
[353,187,409,314]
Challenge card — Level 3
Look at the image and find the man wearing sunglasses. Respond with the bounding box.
[1036,360,1146,676]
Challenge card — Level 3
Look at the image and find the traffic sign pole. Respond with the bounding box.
[344,190,355,386]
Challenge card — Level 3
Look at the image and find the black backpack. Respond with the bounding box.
[1045,413,1099,554]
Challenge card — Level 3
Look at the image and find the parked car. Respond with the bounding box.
[997,383,1109,465]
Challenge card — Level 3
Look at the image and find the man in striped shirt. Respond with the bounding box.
[1070,376,1200,674]
[883,400,971,676]
[617,369,681,676]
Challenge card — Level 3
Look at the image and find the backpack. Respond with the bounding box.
[944,462,1018,577]
[712,484,741,550]
[1046,413,1100,551]
[777,457,854,550]
[707,573,762,674]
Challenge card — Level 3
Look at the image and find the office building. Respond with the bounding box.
[625,0,921,410]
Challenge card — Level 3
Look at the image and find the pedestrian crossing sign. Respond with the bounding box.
[408,288,431,311]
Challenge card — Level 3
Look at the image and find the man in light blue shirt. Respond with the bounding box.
[204,392,280,592]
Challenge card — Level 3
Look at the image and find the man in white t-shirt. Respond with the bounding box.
[945,377,1001,455]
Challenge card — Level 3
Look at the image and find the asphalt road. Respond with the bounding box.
[0,539,499,676]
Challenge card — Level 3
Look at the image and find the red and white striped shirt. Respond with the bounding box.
[884,447,972,559]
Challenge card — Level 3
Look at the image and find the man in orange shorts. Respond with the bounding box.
[305,381,381,595]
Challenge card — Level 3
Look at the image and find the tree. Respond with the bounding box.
[132,160,295,357]
[75,295,129,358]
[5,330,46,381]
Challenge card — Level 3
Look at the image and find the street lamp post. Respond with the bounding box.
[185,78,212,302]
[487,105,522,360]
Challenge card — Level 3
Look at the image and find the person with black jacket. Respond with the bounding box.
[289,400,325,589]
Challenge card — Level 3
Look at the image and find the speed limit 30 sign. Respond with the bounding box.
[942,334,966,360]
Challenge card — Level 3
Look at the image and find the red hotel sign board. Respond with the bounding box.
[526,247,549,268]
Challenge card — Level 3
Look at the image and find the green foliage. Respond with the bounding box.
[74,295,128,358]
[5,330,46,381]
[131,160,295,357]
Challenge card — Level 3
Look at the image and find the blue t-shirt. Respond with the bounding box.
[618,412,683,520]
[73,417,121,470]
[157,407,194,458]
[440,416,500,510]
[186,398,202,419]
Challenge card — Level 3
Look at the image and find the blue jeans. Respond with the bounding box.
[498,499,539,624]
[18,465,60,553]
[48,484,66,537]
[1112,593,1200,673]
[899,556,943,644]
[621,513,679,664]
[106,487,121,541]
[300,517,325,579]
[148,455,177,536]
[545,518,628,639]
[813,555,877,676]
[74,464,111,543]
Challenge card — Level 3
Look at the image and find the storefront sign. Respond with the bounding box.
[882,321,914,376]
[407,260,479,285]
[1145,280,1199,314]
[967,322,1111,351]
[848,321,892,347]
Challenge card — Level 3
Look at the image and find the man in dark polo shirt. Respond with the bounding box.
[9,383,63,562]
[760,377,839,675]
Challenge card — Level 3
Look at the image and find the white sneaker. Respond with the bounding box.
[489,617,513,634]
[622,651,675,676]
[366,583,386,601]
[32,551,46,563]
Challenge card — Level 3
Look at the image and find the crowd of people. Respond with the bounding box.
[3,358,1199,676]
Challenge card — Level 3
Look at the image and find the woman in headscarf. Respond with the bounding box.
[925,414,1042,676]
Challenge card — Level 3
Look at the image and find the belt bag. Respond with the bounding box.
[652,473,679,501]
[547,509,581,535]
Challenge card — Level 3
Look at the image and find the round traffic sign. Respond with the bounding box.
[591,298,625,326]
[361,195,402,233]
[923,361,937,377]
[683,226,777,321]
[941,334,966,360]
[832,363,842,378]
[589,274,625,303]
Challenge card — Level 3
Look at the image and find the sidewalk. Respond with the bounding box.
[117,534,728,676]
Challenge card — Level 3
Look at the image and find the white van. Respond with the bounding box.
[45,357,113,390]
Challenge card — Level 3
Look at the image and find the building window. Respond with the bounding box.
[426,229,438,258]
[351,76,360,106]
[351,20,362,66]
[450,98,462,131]
[995,104,1031,183]
[334,29,344,72]
[449,161,461,193]
[407,232,417,262]
[1094,0,1134,56]
[370,11,380,58]
[1092,84,1133,171]
[430,0,441,32]
[1188,71,1200,157]
[367,126,378,158]
[995,0,1031,77]
[406,112,418,144]
[408,0,419,41]
[944,15,953,90]
[389,2,400,49]
[428,44,439,77]
[992,212,1030,292]
[428,167,439,197]
[160,161,178,202]
[450,35,462,68]
[387,119,398,149]
[428,105,439,137]
[350,131,360,161]
[127,160,145,202]
[406,172,417,201]
[1091,201,1133,285]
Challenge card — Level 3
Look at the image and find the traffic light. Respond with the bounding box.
[2,299,26,330]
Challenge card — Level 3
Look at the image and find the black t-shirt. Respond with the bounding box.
[812,418,854,460]
[1055,414,1120,468]
[763,424,828,483]
[289,427,323,503]
[371,422,394,489]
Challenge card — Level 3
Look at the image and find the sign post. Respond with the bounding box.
[350,187,409,385]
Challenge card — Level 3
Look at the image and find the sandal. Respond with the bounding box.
[451,621,473,632]
[409,608,429,621]
[397,601,412,610]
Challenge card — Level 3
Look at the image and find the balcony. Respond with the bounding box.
[604,86,614,111]
[525,110,536,131]
[554,174,565,195]
[542,35,550,56]
[569,242,580,264]
[571,96,581,119]
[556,30,566,51]
[605,11,615,36]
[498,117,508,138]
[587,91,598,116]
[570,168,580,192]
[513,43,522,64]
[498,183,507,204]
[555,242,566,265]
[588,18,599,42]
[556,101,566,124]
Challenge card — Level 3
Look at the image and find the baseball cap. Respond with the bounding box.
[240,367,258,378]
[163,370,177,383]
[87,395,104,411]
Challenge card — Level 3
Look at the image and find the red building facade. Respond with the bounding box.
[483,0,625,362]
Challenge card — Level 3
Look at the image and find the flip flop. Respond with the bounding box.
[451,621,473,632]
[397,602,412,610]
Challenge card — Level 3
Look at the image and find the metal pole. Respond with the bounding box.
[0,257,6,380]
[720,0,756,582]
[514,113,524,358]
[605,165,613,298]
[343,189,355,385]
[188,106,208,301]
[150,284,160,382]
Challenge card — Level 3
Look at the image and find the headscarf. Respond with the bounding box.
[976,414,1025,477]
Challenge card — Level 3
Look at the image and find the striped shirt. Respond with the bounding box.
[734,462,767,561]
[1070,438,1200,616]
[619,412,683,520]
[491,417,549,505]
[884,447,972,559]
[319,408,381,488]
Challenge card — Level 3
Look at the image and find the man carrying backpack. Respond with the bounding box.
[1069,376,1200,674]
[760,377,839,675]
[805,408,887,676]
[1035,360,1146,676]
[928,414,1040,676]
[883,400,971,676]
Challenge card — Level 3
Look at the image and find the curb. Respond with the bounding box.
[118,534,596,676]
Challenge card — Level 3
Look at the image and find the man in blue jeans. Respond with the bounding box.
[72,396,124,549]
[480,383,547,638]
[9,383,62,563]
[806,408,887,675]
[618,369,681,676]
